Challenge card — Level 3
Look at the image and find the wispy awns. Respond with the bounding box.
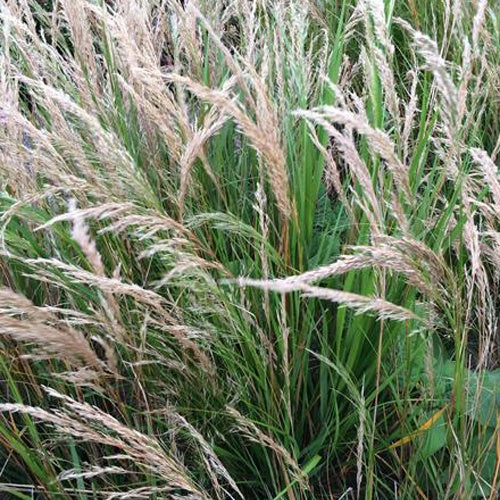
[229,277,426,324]
[167,412,243,499]
[229,240,446,301]
[165,72,293,223]
[465,147,500,367]
[294,105,411,201]
[67,198,126,341]
[33,197,216,368]
[0,387,210,499]
[401,69,420,163]
[0,0,498,497]
[362,0,400,131]
[394,17,459,138]
[177,106,230,218]
[226,406,309,491]
[0,287,105,374]
[469,148,500,216]
[356,381,366,500]
[21,254,215,373]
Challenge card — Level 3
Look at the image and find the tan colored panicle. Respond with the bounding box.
[362,1,400,129]
[402,69,420,163]
[470,148,500,217]
[166,73,292,221]
[363,0,394,57]
[67,199,125,341]
[60,0,98,79]
[178,106,229,217]
[0,388,210,499]
[0,288,102,369]
[395,18,458,139]
[168,412,243,499]
[241,245,435,299]
[232,278,425,324]
[472,0,488,56]
[36,203,134,232]
[294,106,396,221]
[356,382,366,500]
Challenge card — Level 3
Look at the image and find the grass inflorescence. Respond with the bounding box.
[0,0,498,498]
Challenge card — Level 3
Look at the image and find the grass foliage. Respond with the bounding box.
[0,0,499,498]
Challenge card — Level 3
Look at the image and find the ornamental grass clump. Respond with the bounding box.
[0,1,498,498]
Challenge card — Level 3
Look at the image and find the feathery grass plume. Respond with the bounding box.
[362,0,400,129]
[152,253,226,288]
[22,256,214,372]
[390,190,411,236]
[19,76,152,190]
[0,108,90,197]
[244,244,439,299]
[112,71,185,166]
[165,73,292,222]
[295,106,411,200]
[344,1,365,44]
[371,44,401,127]
[1,294,107,338]
[0,287,102,370]
[0,63,148,200]
[59,0,97,79]
[290,286,424,323]
[381,237,451,287]
[457,39,473,124]
[0,286,51,320]
[277,296,293,428]
[170,1,203,79]
[472,0,488,56]
[68,199,106,276]
[67,198,124,341]
[106,486,187,499]
[36,203,134,232]
[0,387,209,499]
[253,179,271,318]
[303,117,353,220]
[0,3,45,72]
[168,412,243,499]
[187,3,256,109]
[0,0,498,497]
[231,278,425,324]
[249,71,294,224]
[470,148,500,216]
[98,212,196,246]
[178,104,230,217]
[462,194,491,362]
[58,465,131,481]
[271,0,328,110]
[297,107,383,230]
[306,121,341,197]
[395,17,459,139]
[401,68,420,163]
[363,0,394,57]
[24,257,165,309]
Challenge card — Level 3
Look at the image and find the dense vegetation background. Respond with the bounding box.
[0,0,498,498]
